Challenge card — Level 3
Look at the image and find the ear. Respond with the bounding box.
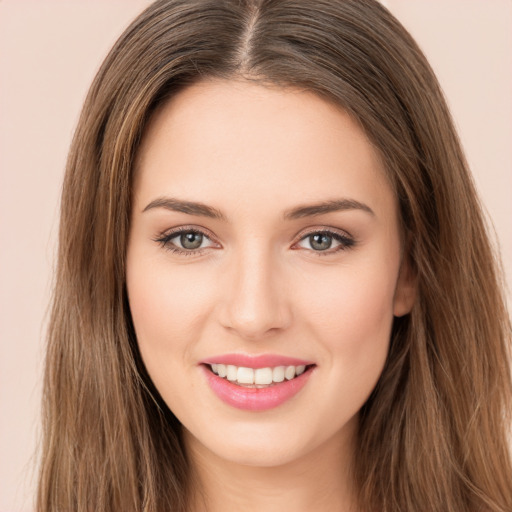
[393,256,417,317]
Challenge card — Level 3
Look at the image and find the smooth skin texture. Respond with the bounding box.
[126,79,415,512]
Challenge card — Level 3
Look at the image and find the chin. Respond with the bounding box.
[209,436,307,468]
[184,413,353,469]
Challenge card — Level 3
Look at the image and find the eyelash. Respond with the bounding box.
[154,226,218,257]
[154,226,356,257]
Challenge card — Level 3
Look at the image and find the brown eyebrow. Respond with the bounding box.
[283,198,375,220]
[142,197,227,221]
[142,196,374,221]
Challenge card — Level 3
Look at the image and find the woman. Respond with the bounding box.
[37,0,512,511]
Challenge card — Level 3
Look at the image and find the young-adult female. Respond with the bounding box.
[37,0,512,511]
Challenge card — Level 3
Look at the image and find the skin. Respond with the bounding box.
[126,79,415,512]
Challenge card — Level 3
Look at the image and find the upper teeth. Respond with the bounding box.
[211,364,306,385]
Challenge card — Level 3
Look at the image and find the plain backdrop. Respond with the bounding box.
[0,1,510,510]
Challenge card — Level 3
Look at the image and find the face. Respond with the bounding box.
[126,79,414,468]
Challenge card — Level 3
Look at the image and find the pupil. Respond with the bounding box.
[310,234,332,251]
[181,232,203,249]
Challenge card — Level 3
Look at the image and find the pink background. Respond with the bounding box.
[0,1,510,510]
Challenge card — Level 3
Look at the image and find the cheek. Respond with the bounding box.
[299,262,396,339]
[294,258,397,390]
[128,249,210,330]
[126,261,214,417]
[125,247,216,384]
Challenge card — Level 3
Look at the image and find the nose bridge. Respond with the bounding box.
[220,239,290,339]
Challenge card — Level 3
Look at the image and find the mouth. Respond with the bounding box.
[200,361,317,411]
[204,362,316,388]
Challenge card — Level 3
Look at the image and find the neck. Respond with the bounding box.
[184,420,359,512]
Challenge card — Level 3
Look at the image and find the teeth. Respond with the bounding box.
[285,366,295,380]
[272,366,285,382]
[254,367,273,385]
[209,363,310,386]
[237,367,254,384]
[226,365,237,381]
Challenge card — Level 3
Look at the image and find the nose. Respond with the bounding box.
[218,244,292,340]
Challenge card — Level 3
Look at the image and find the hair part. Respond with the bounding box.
[38,1,512,511]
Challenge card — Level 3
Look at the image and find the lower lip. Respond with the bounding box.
[200,365,315,411]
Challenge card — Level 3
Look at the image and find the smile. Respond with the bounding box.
[200,359,316,411]
[209,363,308,387]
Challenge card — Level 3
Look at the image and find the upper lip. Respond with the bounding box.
[200,353,315,369]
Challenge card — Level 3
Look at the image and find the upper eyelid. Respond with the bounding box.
[158,225,352,239]
[157,225,354,250]
[159,225,217,241]
[296,225,353,240]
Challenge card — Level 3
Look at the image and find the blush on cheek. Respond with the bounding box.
[127,264,214,380]
[306,269,395,373]
[307,270,394,332]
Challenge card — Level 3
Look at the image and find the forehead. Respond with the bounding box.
[134,79,395,220]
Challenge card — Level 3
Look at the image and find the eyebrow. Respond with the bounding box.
[142,197,227,220]
[142,196,374,220]
[283,198,374,220]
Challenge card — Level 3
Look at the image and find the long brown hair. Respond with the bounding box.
[37,1,512,510]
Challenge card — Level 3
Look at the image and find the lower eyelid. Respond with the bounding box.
[154,228,355,254]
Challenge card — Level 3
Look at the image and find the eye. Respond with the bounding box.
[295,229,355,255]
[154,227,218,255]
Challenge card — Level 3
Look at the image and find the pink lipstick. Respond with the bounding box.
[202,353,314,368]
[199,353,316,411]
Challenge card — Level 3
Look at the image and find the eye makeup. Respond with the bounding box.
[293,228,356,255]
[153,226,219,257]
[153,225,356,257]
